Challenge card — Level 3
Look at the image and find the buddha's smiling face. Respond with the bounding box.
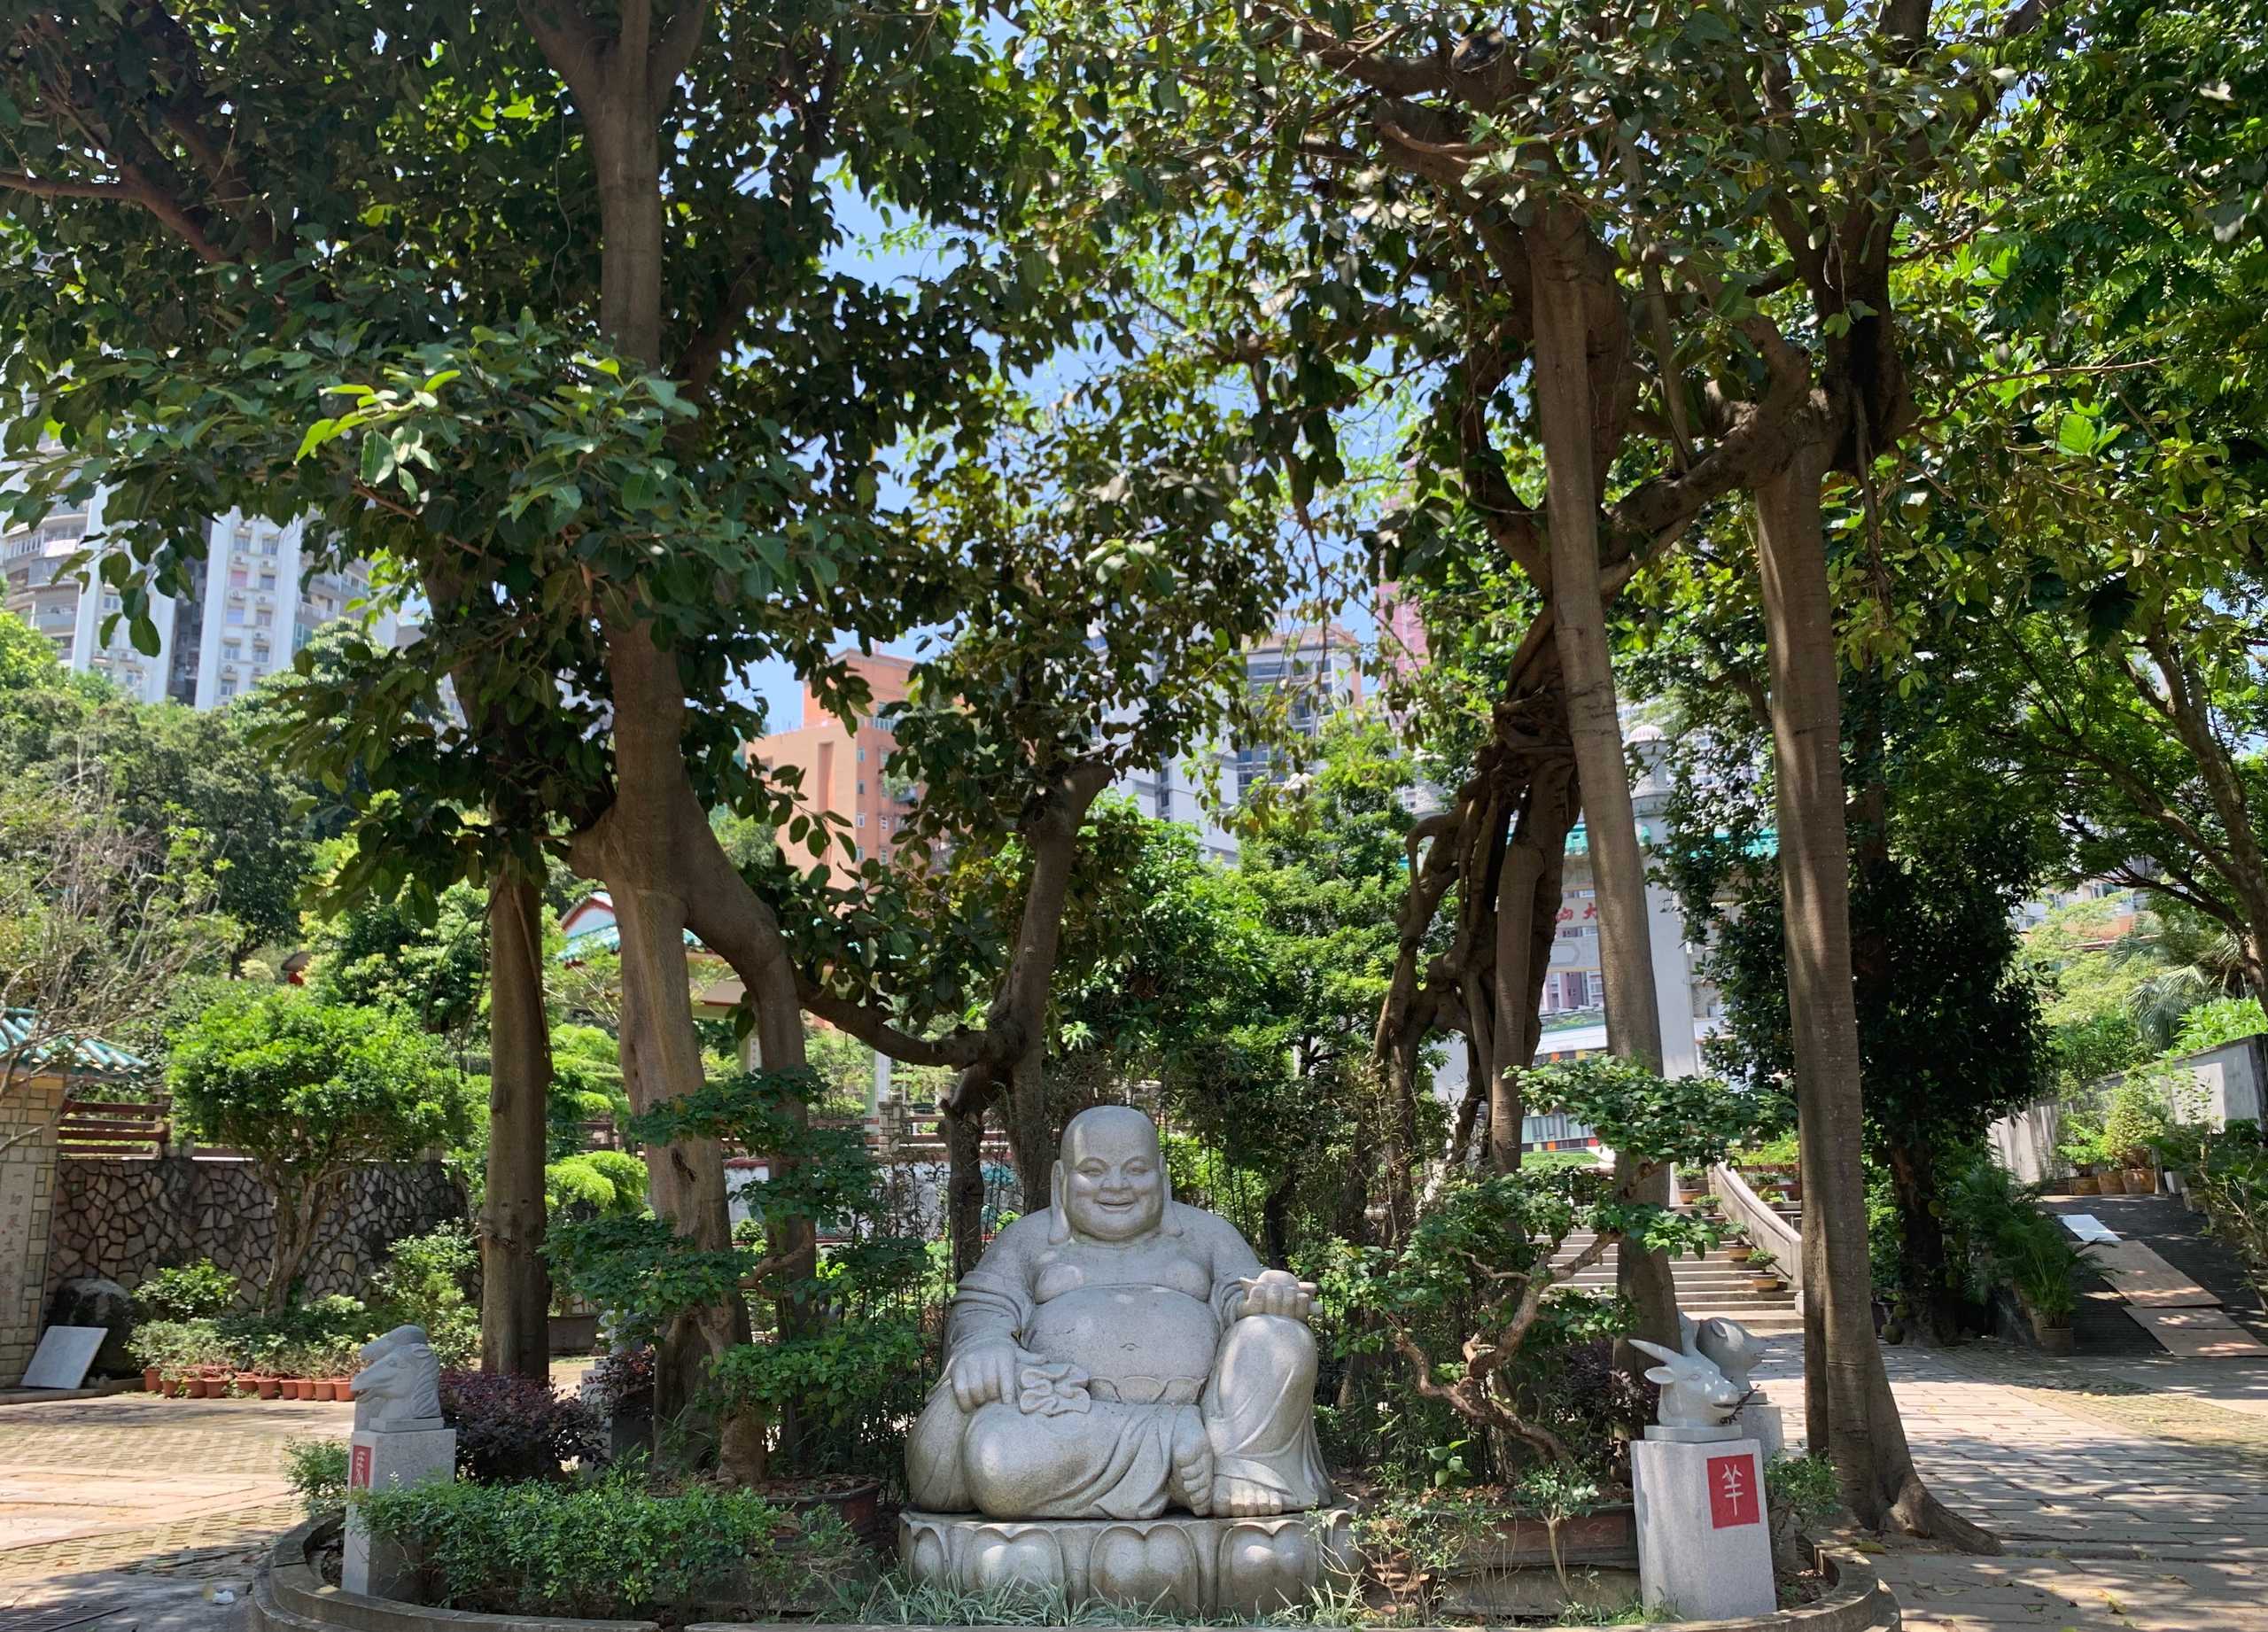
[1060,1107,1168,1242]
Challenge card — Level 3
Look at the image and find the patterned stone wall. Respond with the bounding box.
[0,1074,67,1386]
[44,1156,466,1309]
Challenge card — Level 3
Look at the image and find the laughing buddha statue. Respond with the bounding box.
[907,1106,1332,1522]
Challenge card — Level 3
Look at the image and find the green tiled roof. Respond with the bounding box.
[0,1010,149,1076]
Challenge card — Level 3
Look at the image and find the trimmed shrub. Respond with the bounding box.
[438,1369,606,1483]
[353,1474,863,1618]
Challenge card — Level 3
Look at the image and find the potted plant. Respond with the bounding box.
[2105,1082,2170,1198]
[128,1321,193,1394]
[1745,1247,1783,1292]
[1724,1233,1755,1265]
[277,1342,323,1399]
[321,1336,363,1402]
[1692,1191,1722,1216]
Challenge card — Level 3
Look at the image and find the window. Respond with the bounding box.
[102,593,119,611]
[223,641,241,660]
[218,679,236,698]
[254,609,272,628]
[856,812,866,828]
[259,571,276,592]
[857,746,866,763]
[229,568,248,588]
[225,604,245,624]
[857,780,866,797]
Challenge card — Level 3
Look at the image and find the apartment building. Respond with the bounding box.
[1,497,392,708]
[748,651,922,882]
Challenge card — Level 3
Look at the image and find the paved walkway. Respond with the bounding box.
[1755,1336,2268,1631]
[0,1391,353,1630]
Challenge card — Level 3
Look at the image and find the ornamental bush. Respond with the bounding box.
[168,987,474,1309]
[438,1369,608,1484]
[133,1259,238,1321]
[353,1473,864,1619]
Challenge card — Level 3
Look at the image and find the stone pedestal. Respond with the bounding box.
[342,1426,456,1599]
[1631,1436,1774,1622]
[900,1507,1355,1616]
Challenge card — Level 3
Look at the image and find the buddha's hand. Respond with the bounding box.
[946,1338,1045,1411]
[1238,1270,1317,1323]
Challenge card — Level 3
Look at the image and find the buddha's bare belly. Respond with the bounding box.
[1024,1285,1219,1403]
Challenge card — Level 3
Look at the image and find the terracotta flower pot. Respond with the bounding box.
[184,1377,211,1399]
[1750,1275,1783,1294]
[2126,1168,2155,1195]
[255,1376,282,1400]
[2070,1174,2100,1196]
[143,1367,162,1393]
[2097,1169,2127,1195]
[1725,1244,1754,1263]
[330,1378,353,1402]
[313,1379,337,1402]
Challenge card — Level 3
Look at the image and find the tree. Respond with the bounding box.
[1658,672,2054,1343]
[168,987,474,1309]
[0,0,1094,1418]
[0,750,229,1126]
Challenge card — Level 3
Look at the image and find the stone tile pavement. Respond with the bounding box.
[1754,1335,2268,1631]
[0,1391,352,1630]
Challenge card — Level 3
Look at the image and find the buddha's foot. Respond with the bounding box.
[1209,1474,1292,1516]
[1169,1408,1216,1515]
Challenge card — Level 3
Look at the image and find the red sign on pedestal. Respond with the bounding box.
[349,1442,373,1491]
[1706,1452,1759,1528]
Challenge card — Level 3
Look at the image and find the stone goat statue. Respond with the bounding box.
[351,1324,444,1433]
[1630,1331,1747,1429]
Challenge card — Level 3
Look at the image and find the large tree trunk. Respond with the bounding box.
[482,871,553,1379]
[1753,439,1996,1550]
[943,1086,990,1278]
[1488,758,1576,1175]
[1529,215,1677,1358]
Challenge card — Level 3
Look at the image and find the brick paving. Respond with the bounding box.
[0,1391,350,1598]
[1754,1336,2268,1631]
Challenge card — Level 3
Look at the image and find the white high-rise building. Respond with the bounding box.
[0,494,392,707]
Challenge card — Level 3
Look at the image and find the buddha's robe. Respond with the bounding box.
[906,1202,1332,1520]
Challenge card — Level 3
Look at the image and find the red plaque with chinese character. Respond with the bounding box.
[1706,1452,1759,1528]
[349,1442,373,1491]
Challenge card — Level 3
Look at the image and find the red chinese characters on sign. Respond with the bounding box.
[1707,1453,1760,1528]
[349,1442,373,1491]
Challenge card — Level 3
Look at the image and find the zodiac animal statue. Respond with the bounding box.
[350,1324,445,1432]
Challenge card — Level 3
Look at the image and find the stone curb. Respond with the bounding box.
[249,1517,1899,1632]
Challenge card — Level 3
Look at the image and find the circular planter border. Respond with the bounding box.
[251,1514,1899,1632]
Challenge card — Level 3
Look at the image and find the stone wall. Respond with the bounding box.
[0,1074,67,1385]
[44,1155,466,1309]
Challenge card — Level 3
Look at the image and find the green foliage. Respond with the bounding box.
[1947,1159,2092,1322]
[2102,1081,2173,1169]
[168,986,474,1305]
[1764,1453,1843,1527]
[353,1473,861,1619]
[544,1150,649,1226]
[2153,1121,2268,1299]
[703,1321,926,1436]
[133,1260,239,1322]
[2171,999,2268,1058]
[369,1224,481,1371]
[307,876,490,1040]
[284,1440,349,1516]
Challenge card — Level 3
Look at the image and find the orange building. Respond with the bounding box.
[748,651,920,880]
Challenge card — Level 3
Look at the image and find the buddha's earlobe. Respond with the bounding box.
[1048,1161,1070,1243]
[1161,1166,1182,1235]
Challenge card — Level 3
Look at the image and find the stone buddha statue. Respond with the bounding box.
[907,1106,1332,1522]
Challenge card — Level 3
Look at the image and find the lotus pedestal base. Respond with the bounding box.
[899,1506,1356,1616]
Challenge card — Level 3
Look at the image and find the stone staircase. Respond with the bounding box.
[1550,1202,1806,1336]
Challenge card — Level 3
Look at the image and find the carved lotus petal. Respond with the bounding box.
[1091,1524,1199,1614]
[1218,1520,1318,1614]
[966,1527,1064,1596]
